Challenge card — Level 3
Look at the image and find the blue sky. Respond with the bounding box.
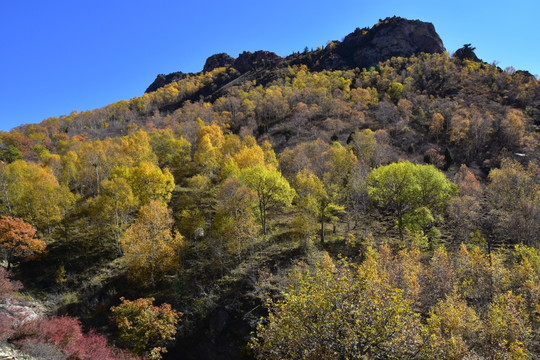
[1,0,539,132]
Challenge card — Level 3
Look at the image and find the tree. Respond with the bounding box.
[150,130,192,181]
[348,129,377,167]
[429,112,445,142]
[239,165,295,234]
[368,161,457,242]
[486,291,531,359]
[120,201,183,287]
[193,134,221,177]
[212,178,259,257]
[294,169,344,243]
[250,250,423,359]
[113,162,175,205]
[487,159,539,245]
[93,177,139,254]
[0,216,45,269]
[448,165,483,245]
[111,297,180,359]
[421,291,482,359]
[0,160,75,232]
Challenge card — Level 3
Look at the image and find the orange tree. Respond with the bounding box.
[0,216,45,269]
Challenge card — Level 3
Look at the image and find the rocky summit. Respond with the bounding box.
[146,17,446,93]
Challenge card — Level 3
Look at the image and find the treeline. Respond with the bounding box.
[2,51,539,167]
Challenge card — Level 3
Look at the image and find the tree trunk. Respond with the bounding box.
[320,217,325,243]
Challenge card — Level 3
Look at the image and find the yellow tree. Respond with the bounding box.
[0,160,75,232]
[487,159,539,245]
[250,250,423,359]
[295,169,344,243]
[421,291,482,359]
[111,297,180,360]
[150,130,192,181]
[233,144,265,169]
[120,201,183,287]
[212,178,259,257]
[193,134,221,177]
[93,177,139,254]
[113,162,174,205]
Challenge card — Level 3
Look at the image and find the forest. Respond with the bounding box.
[0,17,539,360]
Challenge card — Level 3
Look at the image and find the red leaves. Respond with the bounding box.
[14,316,138,360]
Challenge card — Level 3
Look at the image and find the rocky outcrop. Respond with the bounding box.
[145,17,445,93]
[453,43,481,62]
[203,53,235,72]
[336,16,446,69]
[145,71,187,93]
[232,50,281,74]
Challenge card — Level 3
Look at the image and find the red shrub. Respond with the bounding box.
[0,267,22,300]
[0,314,16,342]
[14,316,138,360]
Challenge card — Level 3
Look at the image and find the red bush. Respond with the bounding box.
[14,316,138,360]
[0,267,22,300]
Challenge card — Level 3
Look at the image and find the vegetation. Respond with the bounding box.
[0,17,539,359]
[111,297,180,359]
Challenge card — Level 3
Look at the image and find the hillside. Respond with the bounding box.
[0,17,539,360]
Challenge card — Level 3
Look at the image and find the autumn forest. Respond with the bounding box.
[0,17,539,360]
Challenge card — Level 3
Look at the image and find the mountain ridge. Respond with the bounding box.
[145,16,445,94]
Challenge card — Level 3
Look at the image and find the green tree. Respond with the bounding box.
[367,161,457,242]
[239,165,295,234]
[111,297,180,359]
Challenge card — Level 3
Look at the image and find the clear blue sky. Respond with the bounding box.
[1,0,539,132]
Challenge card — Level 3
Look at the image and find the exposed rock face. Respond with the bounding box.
[453,44,481,62]
[336,17,446,69]
[233,50,282,74]
[145,71,187,93]
[203,53,235,72]
[144,17,445,93]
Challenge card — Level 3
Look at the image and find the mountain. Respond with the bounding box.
[146,16,445,93]
[1,16,539,360]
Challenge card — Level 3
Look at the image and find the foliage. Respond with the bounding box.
[367,161,457,242]
[111,297,180,359]
[14,315,138,360]
[487,159,539,245]
[0,23,539,359]
[251,250,423,359]
[0,160,75,231]
[294,169,344,242]
[0,216,45,269]
[0,266,21,300]
[212,178,259,256]
[113,161,174,205]
[239,165,295,234]
[120,201,183,287]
